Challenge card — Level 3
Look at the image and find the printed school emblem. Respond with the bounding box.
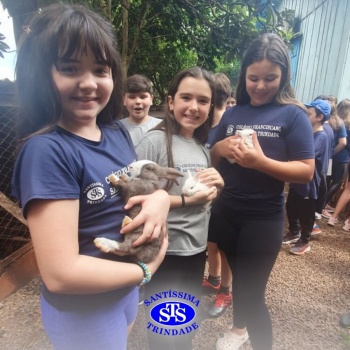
[145,290,200,336]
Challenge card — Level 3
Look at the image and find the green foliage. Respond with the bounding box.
[0,32,9,58]
[1,0,299,101]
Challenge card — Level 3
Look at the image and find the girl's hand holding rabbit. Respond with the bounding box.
[232,132,267,169]
[197,167,224,192]
[212,131,266,169]
[181,167,224,207]
[121,189,170,247]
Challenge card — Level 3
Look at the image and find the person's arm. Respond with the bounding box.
[210,135,241,168]
[224,132,314,183]
[333,137,346,155]
[27,198,168,295]
[168,167,224,208]
[169,186,218,208]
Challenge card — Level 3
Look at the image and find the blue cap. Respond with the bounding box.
[305,99,331,121]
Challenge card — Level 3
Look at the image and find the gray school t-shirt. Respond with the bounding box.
[120,116,161,146]
[136,130,211,256]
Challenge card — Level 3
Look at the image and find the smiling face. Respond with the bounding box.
[245,59,282,106]
[168,77,212,138]
[52,48,114,128]
[123,91,153,123]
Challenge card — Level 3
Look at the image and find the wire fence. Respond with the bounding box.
[0,105,29,261]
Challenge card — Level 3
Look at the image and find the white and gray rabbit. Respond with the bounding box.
[227,128,255,164]
[181,170,211,210]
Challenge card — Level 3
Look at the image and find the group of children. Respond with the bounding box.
[283,95,350,255]
[11,3,336,350]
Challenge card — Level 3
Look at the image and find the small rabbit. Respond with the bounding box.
[227,128,255,164]
[181,170,211,210]
[94,160,183,263]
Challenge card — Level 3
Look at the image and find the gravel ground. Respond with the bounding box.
[0,215,350,350]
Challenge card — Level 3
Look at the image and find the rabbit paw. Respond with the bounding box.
[94,237,121,253]
[109,173,120,186]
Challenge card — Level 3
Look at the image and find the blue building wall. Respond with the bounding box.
[278,0,350,102]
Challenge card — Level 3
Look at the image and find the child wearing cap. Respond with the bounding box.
[283,99,331,254]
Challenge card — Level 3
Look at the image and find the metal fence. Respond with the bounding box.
[0,105,29,261]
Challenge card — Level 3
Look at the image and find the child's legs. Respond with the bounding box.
[326,162,348,204]
[41,287,138,350]
[298,197,316,243]
[144,252,206,350]
[333,181,350,218]
[207,241,221,277]
[214,213,283,350]
[219,250,232,288]
[286,189,300,234]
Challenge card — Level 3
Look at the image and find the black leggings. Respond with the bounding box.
[209,211,284,350]
[286,188,316,243]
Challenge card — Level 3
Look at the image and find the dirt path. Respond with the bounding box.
[1,216,350,350]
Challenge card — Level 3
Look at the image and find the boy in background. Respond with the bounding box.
[226,91,236,110]
[121,74,161,145]
[283,99,331,254]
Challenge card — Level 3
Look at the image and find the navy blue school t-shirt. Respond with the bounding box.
[211,102,315,218]
[12,123,136,258]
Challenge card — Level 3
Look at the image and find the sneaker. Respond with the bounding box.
[216,329,249,350]
[208,291,232,318]
[202,276,221,293]
[343,219,350,232]
[138,285,145,305]
[321,209,333,219]
[340,312,350,328]
[289,241,311,255]
[311,223,321,235]
[282,231,301,244]
[327,216,338,226]
[325,204,335,213]
[315,212,322,220]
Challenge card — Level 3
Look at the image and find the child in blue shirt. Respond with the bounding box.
[284,99,331,254]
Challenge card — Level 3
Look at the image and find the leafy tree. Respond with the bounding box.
[0,32,9,58]
[1,0,297,102]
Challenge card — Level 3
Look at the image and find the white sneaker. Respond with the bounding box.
[315,212,321,220]
[216,329,249,350]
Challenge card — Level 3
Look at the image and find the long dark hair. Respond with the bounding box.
[154,67,215,171]
[15,3,123,143]
[236,33,304,109]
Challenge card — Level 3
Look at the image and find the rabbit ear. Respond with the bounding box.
[187,170,193,179]
[194,172,201,181]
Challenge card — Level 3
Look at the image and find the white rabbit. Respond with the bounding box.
[227,128,255,164]
[181,170,211,210]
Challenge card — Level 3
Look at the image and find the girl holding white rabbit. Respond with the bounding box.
[210,33,315,350]
[136,67,224,350]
